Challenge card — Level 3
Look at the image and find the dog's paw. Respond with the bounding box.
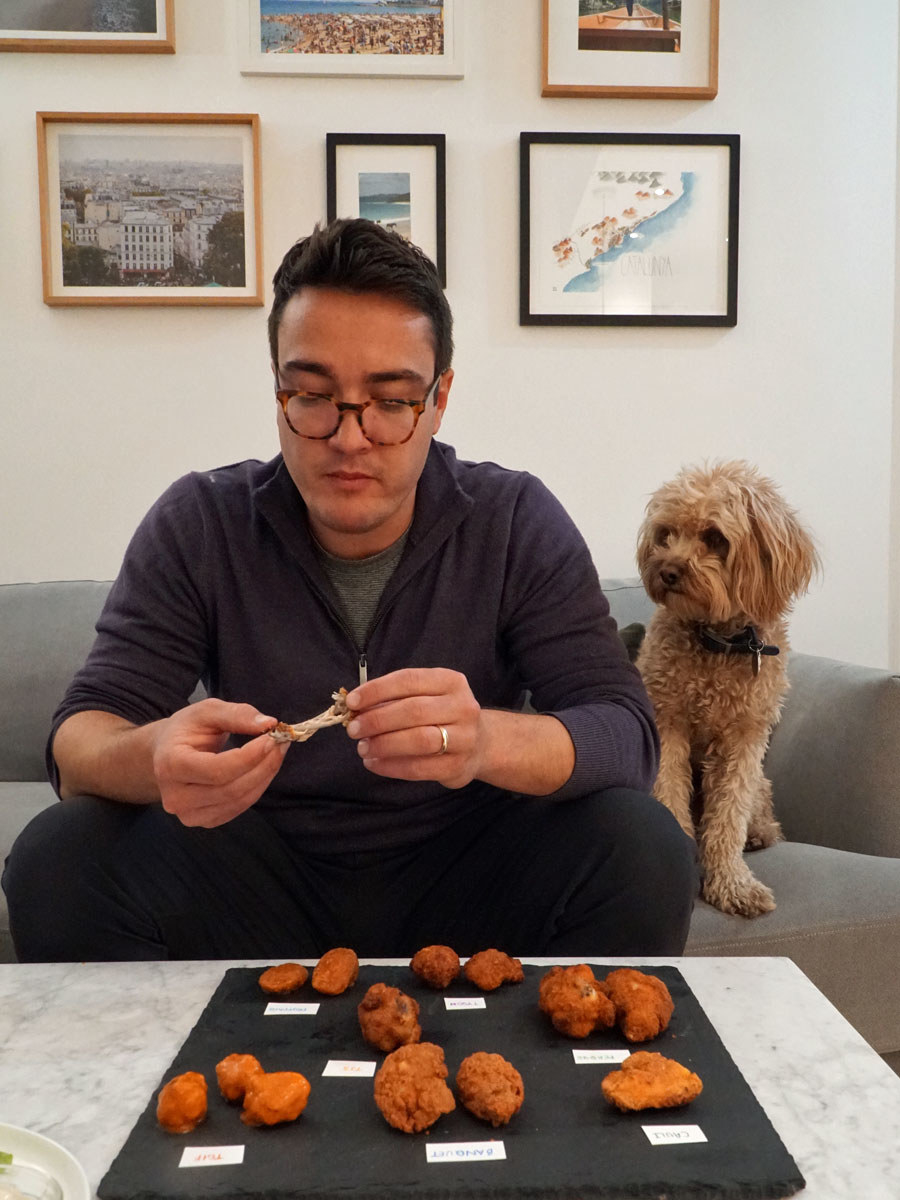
[702,869,776,918]
[744,820,783,852]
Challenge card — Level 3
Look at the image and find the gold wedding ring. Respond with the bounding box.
[436,725,449,756]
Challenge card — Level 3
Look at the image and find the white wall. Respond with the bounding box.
[2,0,897,668]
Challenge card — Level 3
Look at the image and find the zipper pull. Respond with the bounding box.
[358,653,368,686]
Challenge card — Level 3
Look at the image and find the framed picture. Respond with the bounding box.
[37,112,263,306]
[542,0,718,100]
[520,132,739,327]
[0,0,175,53]
[238,0,463,78]
[326,133,446,285]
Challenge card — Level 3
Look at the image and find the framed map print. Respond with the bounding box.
[543,0,718,100]
[520,132,739,327]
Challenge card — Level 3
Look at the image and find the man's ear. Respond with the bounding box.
[431,368,453,434]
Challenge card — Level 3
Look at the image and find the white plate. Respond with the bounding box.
[0,1125,89,1200]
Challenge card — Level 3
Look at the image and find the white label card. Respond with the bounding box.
[444,997,487,1010]
[426,1141,507,1163]
[264,1001,320,1016]
[322,1059,377,1077]
[179,1146,245,1168]
[572,1048,631,1065]
[643,1125,708,1146]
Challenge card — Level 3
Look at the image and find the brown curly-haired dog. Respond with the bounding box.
[636,461,820,917]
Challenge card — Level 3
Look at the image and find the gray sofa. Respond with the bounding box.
[3,578,900,1072]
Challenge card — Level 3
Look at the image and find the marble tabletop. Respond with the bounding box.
[0,955,898,1199]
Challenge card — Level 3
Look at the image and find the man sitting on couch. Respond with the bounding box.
[3,218,697,962]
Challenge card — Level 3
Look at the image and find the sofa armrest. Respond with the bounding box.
[764,651,900,857]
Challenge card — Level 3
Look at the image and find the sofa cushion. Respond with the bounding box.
[0,781,57,962]
[686,841,900,1054]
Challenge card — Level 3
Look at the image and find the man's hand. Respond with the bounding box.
[151,699,290,827]
[346,668,485,789]
[345,668,576,796]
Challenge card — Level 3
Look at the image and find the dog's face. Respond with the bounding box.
[636,461,819,626]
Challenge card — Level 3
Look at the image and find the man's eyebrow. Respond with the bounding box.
[279,361,428,385]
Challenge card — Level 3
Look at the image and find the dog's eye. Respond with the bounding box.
[702,528,729,557]
[654,526,672,546]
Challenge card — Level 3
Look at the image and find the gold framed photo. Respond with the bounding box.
[542,0,718,100]
[0,0,175,53]
[37,112,263,307]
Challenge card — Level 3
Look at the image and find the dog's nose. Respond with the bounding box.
[660,565,682,587]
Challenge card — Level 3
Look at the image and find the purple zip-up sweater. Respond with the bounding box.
[49,441,658,852]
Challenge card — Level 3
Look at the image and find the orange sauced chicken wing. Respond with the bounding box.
[455,1052,524,1127]
[215,1053,264,1102]
[373,1042,456,1133]
[463,949,524,992]
[258,963,309,994]
[156,1071,208,1133]
[312,947,359,995]
[604,968,674,1042]
[410,945,461,989]
[538,964,616,1038]
[241,1071,311,1126]
[358,983,422,1052]
[601,1051,702,1112]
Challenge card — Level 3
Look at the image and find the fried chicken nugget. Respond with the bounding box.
[358,983,422,1052]
[215,1053,264,1102]
[601,1051,702,1112]
[456,1052,524,1127]
[463,949,524,992]
[241,1071,311,1126]
[312,947,359,995]
[410,944,461,989]
[538,964,616,1038]
[156,1071,208,1133]
[373,1042,456,1133]
[604,968,674,1042]
[259,962,309,994]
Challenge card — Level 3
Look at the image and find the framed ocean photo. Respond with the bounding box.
[326,133,446,285]
[519,132,739,326]
[239,0,464,77]
[0,0,175,53]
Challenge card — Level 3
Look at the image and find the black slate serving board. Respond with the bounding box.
[99,964,805,1200]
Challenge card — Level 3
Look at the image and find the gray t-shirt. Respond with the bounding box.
[315,531,409,649]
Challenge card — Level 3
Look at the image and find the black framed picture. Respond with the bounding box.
[520,131,739,326]
[326,133,447,286]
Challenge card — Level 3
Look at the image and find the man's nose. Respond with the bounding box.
[329,406,370,451]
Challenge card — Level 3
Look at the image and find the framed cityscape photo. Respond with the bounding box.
[520,132,739,326]
[238,0,463,78]
[326,133,446,285]
[542,0,718,99]
[37,112,263,307]
[1,0,175,53]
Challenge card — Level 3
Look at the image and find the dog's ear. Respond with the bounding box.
[734,486,821,624]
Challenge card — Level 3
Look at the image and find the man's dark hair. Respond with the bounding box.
[268,218,453,374]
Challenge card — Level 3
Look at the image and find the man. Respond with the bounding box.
[3,218,697,961]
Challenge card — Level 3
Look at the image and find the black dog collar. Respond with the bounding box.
[696,625,780,676]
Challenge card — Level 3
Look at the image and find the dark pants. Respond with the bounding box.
[2,790,698,962]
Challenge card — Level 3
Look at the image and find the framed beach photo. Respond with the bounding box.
[542,0,718,99]
[520,132,739,326]
[326,133,446,285]
[0,0,175,53]
[238,0,463,78]
[37,112,263,306]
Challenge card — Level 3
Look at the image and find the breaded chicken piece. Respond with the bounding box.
[312,947,359,995]
[410,944,461,989]
[538,964,616,1038]
[258,962,309,994]
[373,1042,456,1133]
[358,983,422,1052]
[156,1071,208,1133]
[215,1053,264,1102]
[455,1052,524,1127]
[241,1071,311,1126]
[604,967,674,1042]
[601,1051,702,1111]
[463,949,524,991]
